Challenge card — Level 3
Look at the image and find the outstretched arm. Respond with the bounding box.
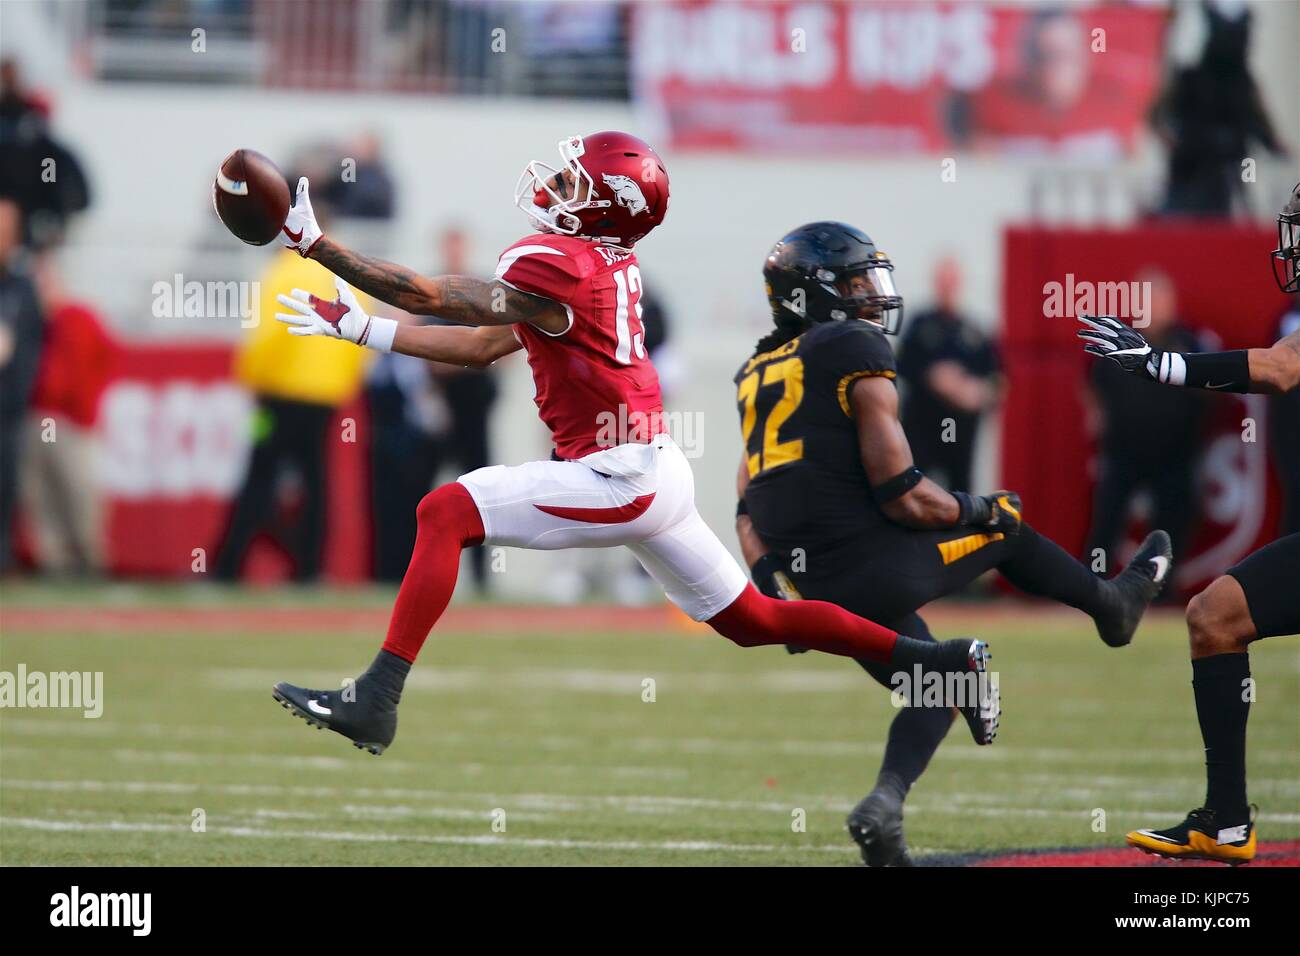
[279,177,568,333]
[1078,315,1300,395]
[276,277,522,367]
[393,323,522,368]
[1247,330,1300,394]
[310,238,569,334]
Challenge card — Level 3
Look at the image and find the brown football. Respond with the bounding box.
[213,148,291,246]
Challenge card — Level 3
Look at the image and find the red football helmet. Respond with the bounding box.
[514,131,670,247]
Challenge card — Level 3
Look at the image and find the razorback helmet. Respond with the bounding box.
[1273,181,1300,293]
[763,222,904,335]
[514,131,670,247]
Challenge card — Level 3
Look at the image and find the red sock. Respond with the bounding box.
[381,483,485,663]
[707,584,899,662]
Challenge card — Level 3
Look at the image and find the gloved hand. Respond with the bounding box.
[1076,315,1161,380]
[279,176,324,257]
[275,276,396,352]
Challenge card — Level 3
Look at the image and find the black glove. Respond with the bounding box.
[954,490,1022,535]
[1076,315,1160,380]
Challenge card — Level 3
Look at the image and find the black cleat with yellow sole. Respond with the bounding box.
[1126,806,1257,864]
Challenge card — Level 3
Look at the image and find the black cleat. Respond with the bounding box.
[940,638,1000,746]
[272,650,409,755]
[963,640,999,746]
[846,787,914,867]
[1095,530,1173,647]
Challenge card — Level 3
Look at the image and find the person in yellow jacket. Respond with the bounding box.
[216,249,375,582]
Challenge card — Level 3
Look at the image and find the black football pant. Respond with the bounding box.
[440,373,497,591]
[0,414,21,573]
[788,521,1114,801]
[793,521,1113,626]
[1227,532,1300,638]
[215,397,332,583]
[1087,450,1197,566]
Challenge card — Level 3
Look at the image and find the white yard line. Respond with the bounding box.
[0,815,857,855]
[205,667,867,695]
[6,718,1297,768]
[4,777,1297,823]
[0,745,687,781]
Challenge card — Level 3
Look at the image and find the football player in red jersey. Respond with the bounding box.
[1078,183,1300,864]
[266,131,997,757]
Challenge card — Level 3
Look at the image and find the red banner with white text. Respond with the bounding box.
[632,1,1166,157]
[97,344,370,581]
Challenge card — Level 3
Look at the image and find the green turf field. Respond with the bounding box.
[2,584,1297,866]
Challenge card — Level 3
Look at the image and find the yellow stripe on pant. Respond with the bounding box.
[937,532,1005,566]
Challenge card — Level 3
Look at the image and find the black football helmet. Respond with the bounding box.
[1273,182,1300,294]
[763,221,904,335]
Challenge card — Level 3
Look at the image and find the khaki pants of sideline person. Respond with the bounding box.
[20,415,105,574]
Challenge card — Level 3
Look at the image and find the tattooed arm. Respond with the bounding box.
[391,323,522,369]
[1248,330,1300,394]
[308,237,569,334]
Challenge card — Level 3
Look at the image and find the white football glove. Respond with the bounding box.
[280,176,324,256]
[275,276,396,352]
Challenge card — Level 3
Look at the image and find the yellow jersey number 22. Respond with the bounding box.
[737,356,805,479]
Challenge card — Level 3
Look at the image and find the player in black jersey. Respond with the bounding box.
[1079,183,1300,864]
[734,222,1173,865]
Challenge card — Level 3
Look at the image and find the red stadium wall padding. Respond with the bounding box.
[1000,222,1290,593]
[99,343,370,583]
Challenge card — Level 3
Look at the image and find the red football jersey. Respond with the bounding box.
[495,233,665,459]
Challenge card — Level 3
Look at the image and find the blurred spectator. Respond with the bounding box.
[0,199,42,573]
[324,132,396,220]
[424,226,500,593]
[953,9,1128,159]
[19,257,119,576]
[519,1,629,99]
[367,328,445,583]
[214,248,373,583]
[897,256,1002,492]
[1085,270,1207,568]
[0,58,91,248]
[1151,2,1287,217]
[1272,299,1300,535]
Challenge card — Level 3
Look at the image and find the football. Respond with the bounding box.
[212,147,291,245]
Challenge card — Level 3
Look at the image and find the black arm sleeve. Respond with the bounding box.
[1161,349,1253,393]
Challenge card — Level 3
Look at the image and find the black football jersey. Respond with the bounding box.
[734,321,896,558]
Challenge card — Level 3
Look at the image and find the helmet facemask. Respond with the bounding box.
[825,258,904,334]
[514,135,613,239]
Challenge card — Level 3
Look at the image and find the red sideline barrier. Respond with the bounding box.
[100,343,370,582]
[1000,223,1290,593]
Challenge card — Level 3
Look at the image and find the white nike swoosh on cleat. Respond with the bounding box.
[1217,825,1248,844]
[1149,555,1170,583]
[307,699,332,716]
